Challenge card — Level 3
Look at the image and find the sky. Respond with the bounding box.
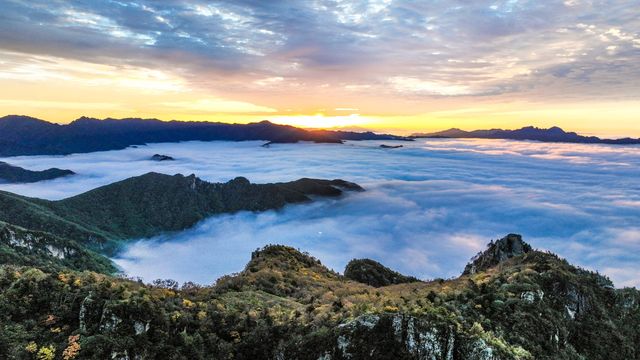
[2,139,639,288]
[0,0,639,136]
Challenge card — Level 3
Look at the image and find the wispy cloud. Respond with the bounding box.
[0,0,638,102]
[159,98,277,114]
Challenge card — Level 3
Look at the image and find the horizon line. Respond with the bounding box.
[4,113,637,140]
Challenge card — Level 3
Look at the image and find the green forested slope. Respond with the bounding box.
[344,258,420,287]
[0,222,114,273]
[0,236,637,359]
[0,173,363,256]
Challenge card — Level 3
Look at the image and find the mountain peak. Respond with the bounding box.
[463,233,532,275]
[228,176,251,186]
[73,116,100,122]
[546,126,567,135]
[248,245,323,270]
[344,258,420,287]
[0,114,43,122]
[0,115,55,128]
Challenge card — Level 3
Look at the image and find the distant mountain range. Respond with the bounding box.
[0,162,75,183]
[412,126,640,145]
[0,115,410,156]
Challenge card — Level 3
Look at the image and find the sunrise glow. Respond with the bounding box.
[0,1,638,136]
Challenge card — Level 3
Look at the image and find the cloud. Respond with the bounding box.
[0,0,638,102]
[159,98,277,114]
[0,99,124,110]
[0,51,189,93]
[388,77,473,96]
[1,138,639,288]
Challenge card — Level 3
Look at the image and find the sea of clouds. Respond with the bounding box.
[1,139,639,287]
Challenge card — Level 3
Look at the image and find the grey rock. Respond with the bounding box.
[464,234,532,275]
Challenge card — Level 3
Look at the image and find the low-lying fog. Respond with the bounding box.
[1,139,639,287]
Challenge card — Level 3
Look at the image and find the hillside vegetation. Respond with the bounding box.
[344,258,420,287]
[0,235,638,359]
[0,173,363,256]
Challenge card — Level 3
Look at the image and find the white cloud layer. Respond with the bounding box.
[1,139,639,287]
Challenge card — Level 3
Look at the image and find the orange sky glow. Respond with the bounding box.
[0,1,638,137]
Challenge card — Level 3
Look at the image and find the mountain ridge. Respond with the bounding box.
[0,115,411,156]
[0,172,364,257]
[412,125,640,144]
[1,234,637,359]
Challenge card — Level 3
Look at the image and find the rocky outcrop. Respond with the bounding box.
[99,306,123,333]
[150,154,174,161]
[344,258,420,287]
[333,313,506,359]
[80,295,151,338]
[520,290,544,304]
[463,234,531,275]
[79,294,97,334]
[133,321,150,335]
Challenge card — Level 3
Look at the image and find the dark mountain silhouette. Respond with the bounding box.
[0,115,411,156]
[150,154,175,161]
[0,162,75,183]
[412,126,640,144]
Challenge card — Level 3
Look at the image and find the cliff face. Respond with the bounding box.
[331,313,508,360]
